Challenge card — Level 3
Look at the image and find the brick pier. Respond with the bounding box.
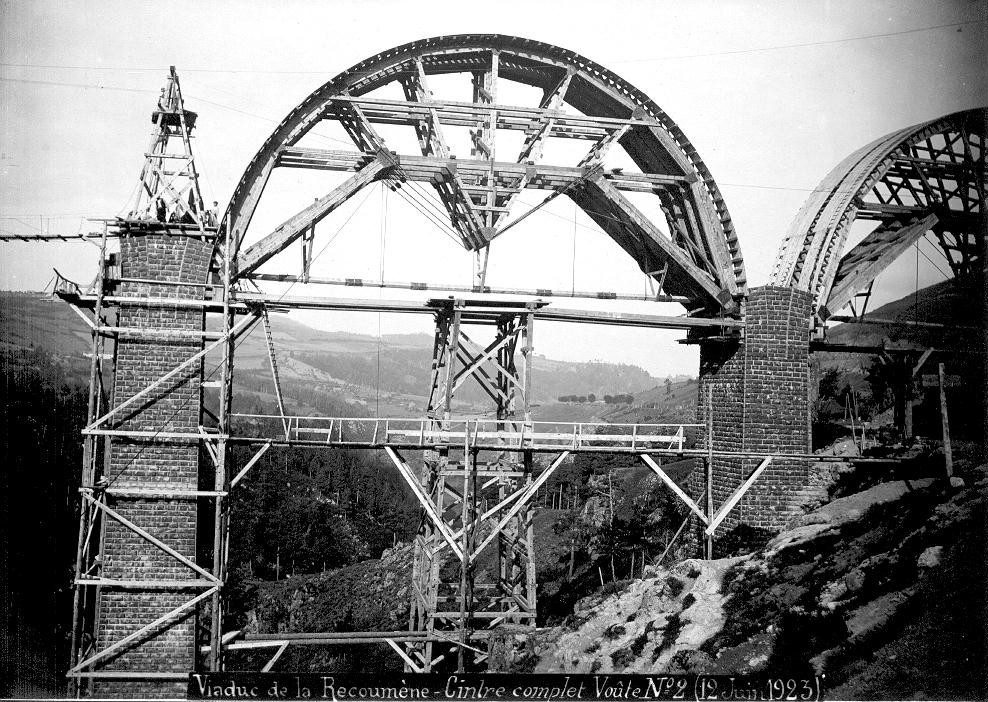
[690,285,814,543]
[95,230,214,697]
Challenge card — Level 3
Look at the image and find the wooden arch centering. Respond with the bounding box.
[772,107,985,323]
[220,33,747,315]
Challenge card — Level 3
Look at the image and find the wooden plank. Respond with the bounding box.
[230,442,272,487]
[67,672,190,680]
[75,578,218,589]
[70,587,216,673]
[470,451,569,562]
[261,642,289,672]
[385,639,422,673]
[86,311,259,431]
[912,348,935,376]
[84,494,219,583]
[570,175,724,304]
[384,447,463,560]
[275,147,690,187]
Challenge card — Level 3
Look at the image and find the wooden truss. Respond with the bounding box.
[52,52,946,692]
[223,35,746,313]
[57,258,888,685]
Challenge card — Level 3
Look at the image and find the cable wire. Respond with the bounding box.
[2,19,979,72]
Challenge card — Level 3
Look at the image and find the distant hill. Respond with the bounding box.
[1,291,91,358]
[1,291,665,415]
[821,275,981,370]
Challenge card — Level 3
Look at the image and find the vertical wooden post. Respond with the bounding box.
[209,215,234,672]
[705,384,714,560]
[938,363,953,478]
[980,107,988,457]
[457,444,472,672]
[69,223,110,697]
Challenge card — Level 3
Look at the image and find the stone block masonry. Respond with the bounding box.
[95,231,214,698]
[689,285,814,541]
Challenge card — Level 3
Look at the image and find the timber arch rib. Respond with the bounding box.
[772,107,985,323]
[224,33,746,314]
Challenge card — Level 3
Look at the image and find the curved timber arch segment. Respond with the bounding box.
[223,34,746,314]
[772,107,986,321]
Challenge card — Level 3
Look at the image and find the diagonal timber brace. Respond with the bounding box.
[385,447,464,561]
[82,493,220,583]
[85,311,260,431]
[235,155,394,278]
[569,174,728,308]
[639,454,709,524]
[820,212,939,320]
[470,451,569,563]
[71,587,217,674]
[705,457,773,536]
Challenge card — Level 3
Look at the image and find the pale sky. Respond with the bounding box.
[1,0,985,376]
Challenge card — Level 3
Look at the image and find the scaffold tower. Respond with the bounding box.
[404,298,543,671]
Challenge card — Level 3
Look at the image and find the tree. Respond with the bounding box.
[552,511,590,580]
[588,392,596,402]
[665,378,673,396]
[587,471,622,581]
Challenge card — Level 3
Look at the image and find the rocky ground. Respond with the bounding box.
[227,543,414,672]
[523,449,986,700]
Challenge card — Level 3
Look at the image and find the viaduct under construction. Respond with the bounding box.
[6,34,982,697]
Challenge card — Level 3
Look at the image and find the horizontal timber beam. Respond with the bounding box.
[247,272,691,304]
[569,174,727,306]
[328,95,662,136]
[234,292,743,329]
[809,341,980,355]
[276,147,692,192]
[57,289,738,329]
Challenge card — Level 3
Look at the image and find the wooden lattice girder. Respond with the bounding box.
[772,107,984,319]
[821,213,939,320]
[132,66,209,233]
[405,299,544,671]
[83,311,260,431]
[275,146,692,191]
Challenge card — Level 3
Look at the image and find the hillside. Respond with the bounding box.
[821,276,981,369]
[521,447,986,700]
